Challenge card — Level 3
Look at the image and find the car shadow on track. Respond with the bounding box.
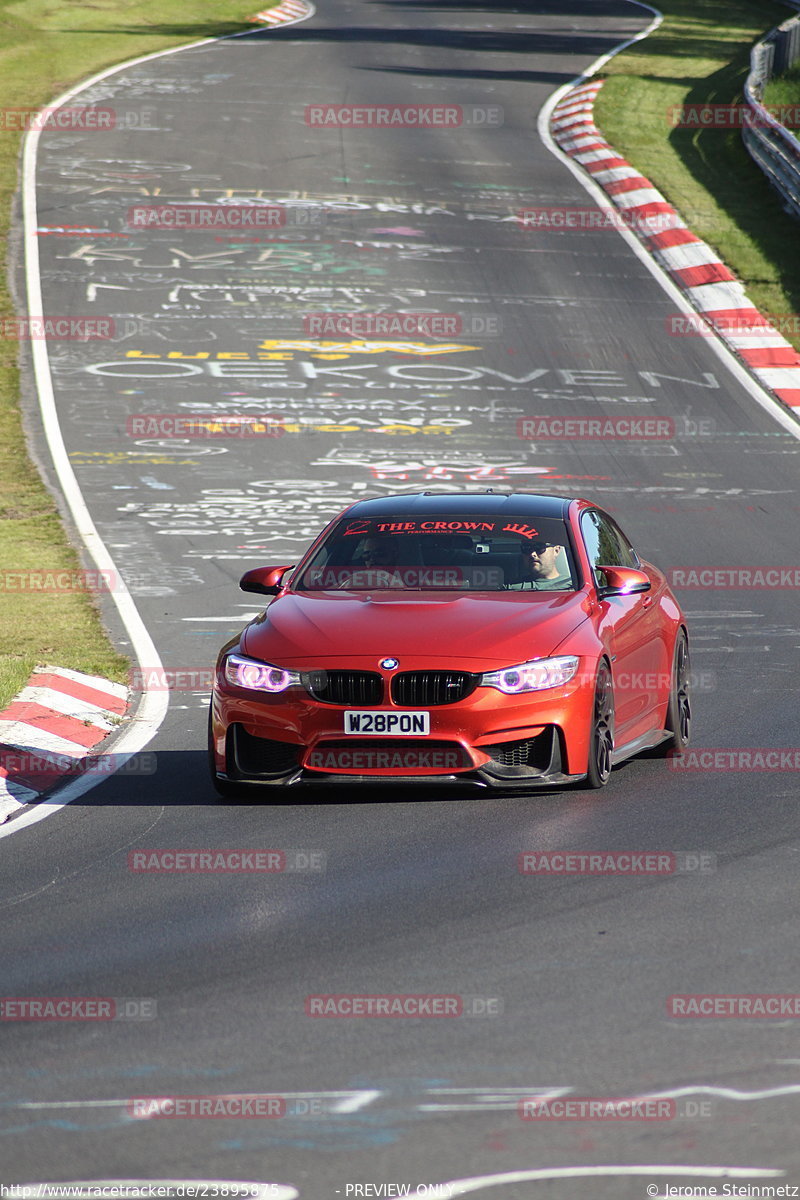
[23,747,593,811]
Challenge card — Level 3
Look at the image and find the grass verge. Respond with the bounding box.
[594,0,800,345]
[763,61,800,137]
[0,0,279,711]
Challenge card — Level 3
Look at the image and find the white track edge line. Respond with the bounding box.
[537,1,800,441]
[0,3,316,841]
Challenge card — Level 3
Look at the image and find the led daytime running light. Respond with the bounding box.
[224,653,300,693]
[481,655,579,694]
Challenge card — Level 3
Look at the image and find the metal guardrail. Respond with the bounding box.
[743,14,800,221]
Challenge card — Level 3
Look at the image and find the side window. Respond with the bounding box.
[606,517,640,568]
[581,511,603,583]
[580,510,638,584]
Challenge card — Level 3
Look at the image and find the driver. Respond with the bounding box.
[332,535,404,589]
[360,536,400,570]
[505,541,572,591]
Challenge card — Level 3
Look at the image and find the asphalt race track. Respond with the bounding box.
[3,0,800,1195]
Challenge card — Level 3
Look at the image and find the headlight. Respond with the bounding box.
[480,655,579,694]
[224,653,301,693]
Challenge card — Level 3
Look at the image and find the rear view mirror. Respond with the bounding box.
[596,566,651,597]
[239,565,294,596]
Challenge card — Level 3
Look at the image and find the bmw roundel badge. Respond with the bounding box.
[380,657,399,670]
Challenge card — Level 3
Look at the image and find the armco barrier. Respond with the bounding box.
[743,14,800,221]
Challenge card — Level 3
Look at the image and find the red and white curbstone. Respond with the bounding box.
[551,80,800,413]
[249,0,313,25]
[0,667,128,822]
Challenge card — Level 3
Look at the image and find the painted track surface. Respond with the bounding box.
[3,0,800,1193]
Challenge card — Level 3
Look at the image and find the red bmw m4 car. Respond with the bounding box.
[208,492,691,794]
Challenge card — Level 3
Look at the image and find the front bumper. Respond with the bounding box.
[215,719,583,789]
[210,664,594,789]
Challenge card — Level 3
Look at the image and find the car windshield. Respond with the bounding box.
[295,514,578,592]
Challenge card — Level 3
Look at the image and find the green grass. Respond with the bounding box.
[594,0,800,340]
[0,0,279,711]
[763,61,800,139]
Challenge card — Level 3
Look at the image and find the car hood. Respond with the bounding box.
[241,590,591,670]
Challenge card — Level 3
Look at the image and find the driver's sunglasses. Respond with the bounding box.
[529,542,552,555]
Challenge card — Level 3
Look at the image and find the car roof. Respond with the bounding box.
[342,491,574,520]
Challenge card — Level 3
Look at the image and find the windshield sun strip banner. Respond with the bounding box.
[341,517,541,538]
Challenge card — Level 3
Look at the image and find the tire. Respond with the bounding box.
[653,629,691,755]
[585,661,614,789]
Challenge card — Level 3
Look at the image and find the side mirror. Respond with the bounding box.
[596,565,651,597]
[239,565,295,596]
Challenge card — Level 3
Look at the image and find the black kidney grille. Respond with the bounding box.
[304,670,383,706]
[390,671,479,706]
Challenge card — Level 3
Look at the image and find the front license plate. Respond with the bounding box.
[344,710,430,736]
